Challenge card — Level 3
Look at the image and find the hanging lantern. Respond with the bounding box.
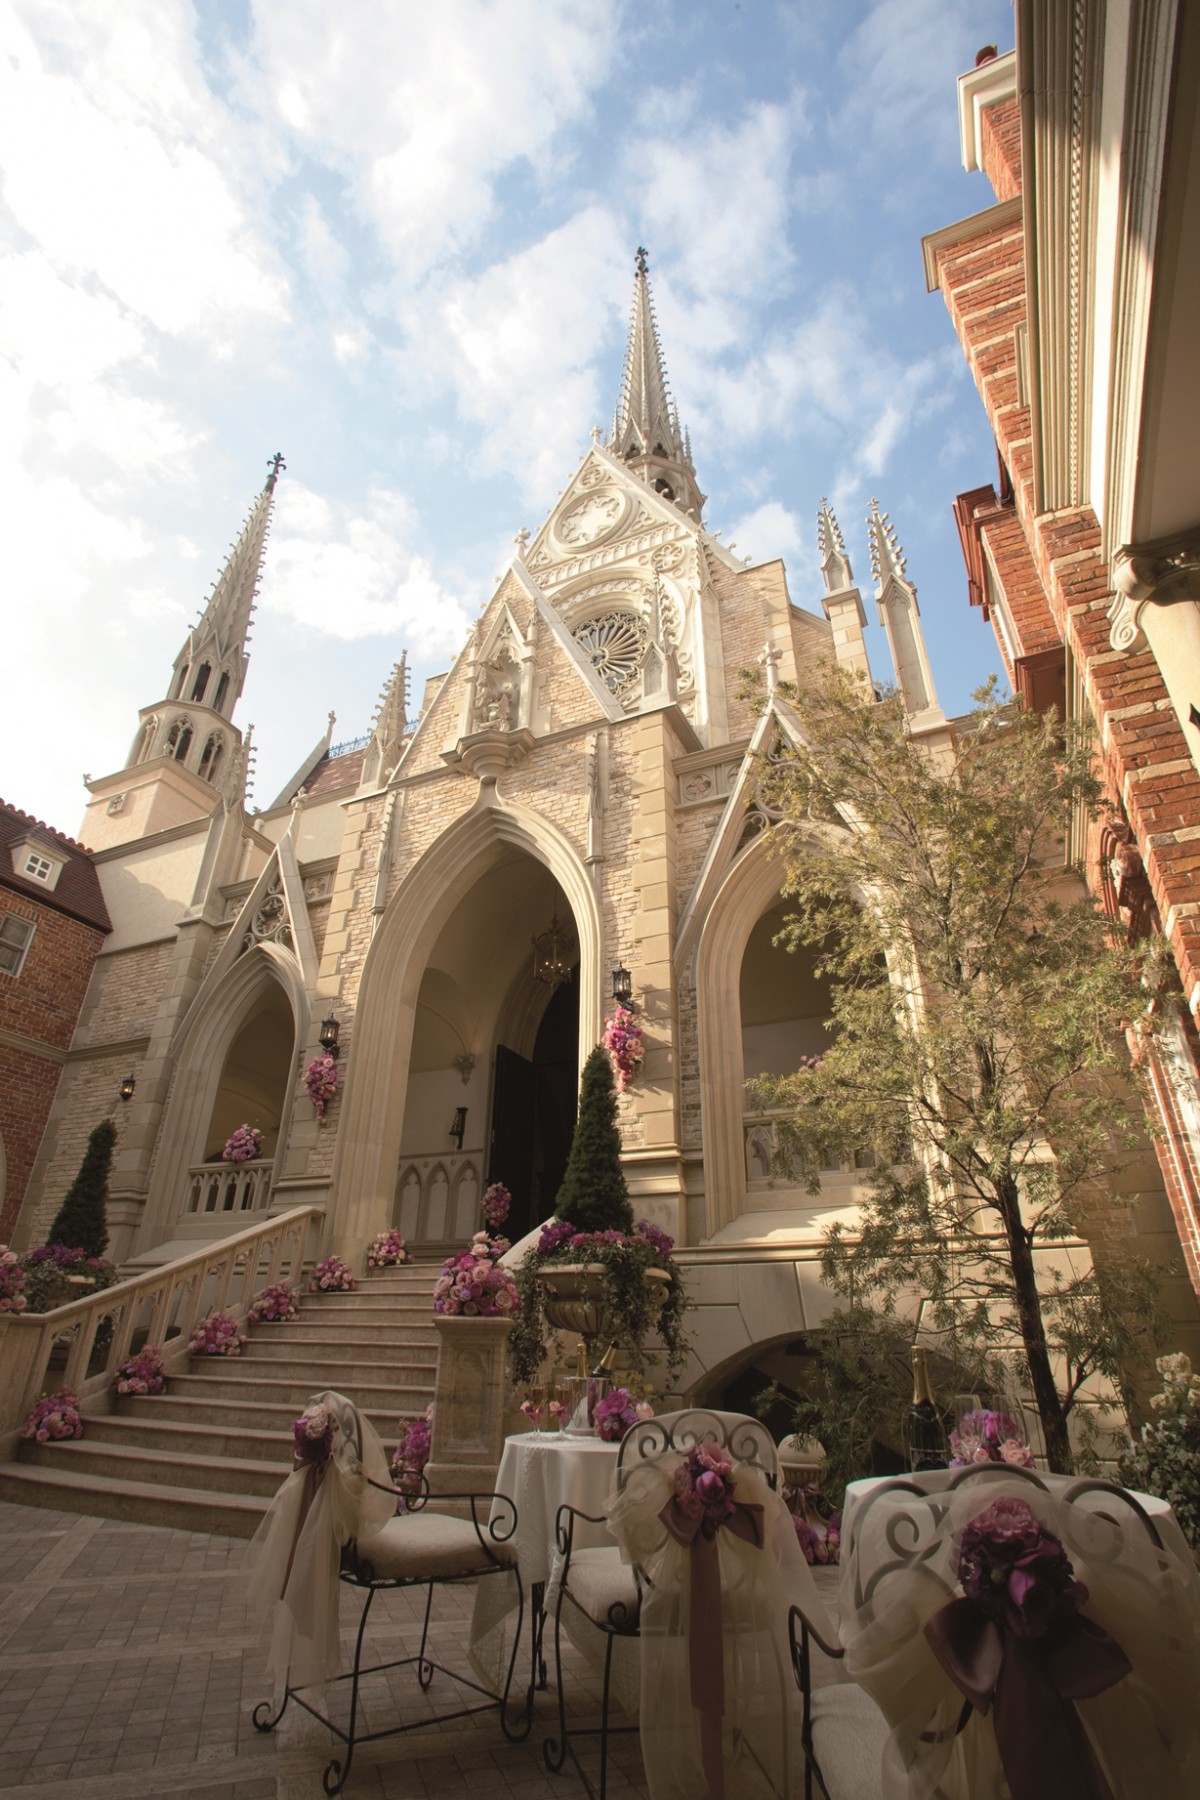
[532,911,575,990]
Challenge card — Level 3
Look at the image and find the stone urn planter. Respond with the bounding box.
[535,1262,671,1341]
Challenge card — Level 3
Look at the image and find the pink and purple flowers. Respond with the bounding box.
[22,1388,83,1442]
[793,1513,842,1566]
[293,1402,335,1468]
[601,1005,644,1091]
[432,1231,520,1317]
[311,1255,356,1293]
[594,1387,641,1443]
[0,1246,27,1313]
[249,1280,299,1322]
[304,1055,339,1123]
[115,1345,167,1395]
[189,1311,247,1356]
[482,1183,511,1234]
[221,1123,263,1163]
[673,1441,738,1533]
[950,1408,1035,1469]
[535,1219,674,1261]
[956,1497,1086,1639]
[366,1229,407,1269]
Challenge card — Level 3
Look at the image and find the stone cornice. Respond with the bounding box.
[957,48,1017,172]
[920,197,1022,292]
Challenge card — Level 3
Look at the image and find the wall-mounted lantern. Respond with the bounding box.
[319,1016,340,1059]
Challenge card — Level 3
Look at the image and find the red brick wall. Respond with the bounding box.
[0,890,104,1239]
[980,93,1022,200]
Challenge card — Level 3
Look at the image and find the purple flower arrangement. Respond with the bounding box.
[793,1512,842,1566]
[304,1055,339,1123]
[22,1388,83,1442]
[482,1182,512,1234]
[189,1311,247,1356]
[221,1123,263,1163]
[0,1246,27,1313]
[311,1254,356,1293]
[950,1408,1035,1469]
[26,1243,112,1275]
[249,1280,299,1322]
[432,1231,519,1317]
[115,1345,167,1395]
[535,1219,675,1262]
[955,1497,1086,1639]
[601,1005,644,1091]
[366,1228,408,1268]
[392,1405,433,1481]
[293,1402,335,1468]
[673,1441,738,1533]
[593,1387,648,1442]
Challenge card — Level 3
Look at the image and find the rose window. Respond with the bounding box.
[573,612,647,699]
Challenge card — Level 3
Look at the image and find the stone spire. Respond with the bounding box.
[608,248,705,518]
[817,498,854,593]
[165,452,284,725]
[867,499,943,723]
[362,654,411,788]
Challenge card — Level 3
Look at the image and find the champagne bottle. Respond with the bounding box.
[575,1340,589,1380]
[908,1347,947,1472]
[590,1340,619,1381]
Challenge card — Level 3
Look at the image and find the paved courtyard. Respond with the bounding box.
[0,1500,844,1798]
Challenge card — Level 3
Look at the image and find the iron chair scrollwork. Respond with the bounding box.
[543,1408,782,1800]
[249,1391,531,1795]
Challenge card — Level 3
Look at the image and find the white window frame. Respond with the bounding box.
[0,913,35,977]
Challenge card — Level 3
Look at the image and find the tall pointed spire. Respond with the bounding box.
[608,249,705,519]
[166,452,284,726]
[867,499,943,723]
[817,499,854,593]
[361,654,411,788]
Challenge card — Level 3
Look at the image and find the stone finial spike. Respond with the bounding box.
[607,247,705,519]
[817,498,854,592]
[867,497,908,588]
[868,500,942,722]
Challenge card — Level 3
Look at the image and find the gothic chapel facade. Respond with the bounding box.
[13,254,1161,1394]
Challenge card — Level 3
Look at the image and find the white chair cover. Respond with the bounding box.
[841,1472,1200,1800]
[605,1436,836,1800]
[246,1390,396,1699]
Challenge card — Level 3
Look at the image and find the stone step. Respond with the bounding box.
[244,1321,436,1347]
[300,1293,433,1316]
[17,1435,289,1498]
[0,1458,268,1539]
[139,1389,432,1432]
[241,1333,437,1364]
[175,1367,432,1408]
[88,1411,296,1462]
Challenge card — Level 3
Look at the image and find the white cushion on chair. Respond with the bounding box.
[562,1546,640,1627]
[354,1512,518,1581]
[810,1684,887,1800]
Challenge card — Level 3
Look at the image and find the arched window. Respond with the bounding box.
[174,666,190,698]
[165,719,193,763]
[190,663,211,703]
[213,671,231,711]
[198,734,224,783]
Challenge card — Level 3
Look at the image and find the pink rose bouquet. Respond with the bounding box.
[366,1228,407,1268]
[311,1254,356,1293]
[23,1388,84,1442]
[594,1387,640,1443]
[115,1345,167,1396]
[293,1402,335,1468]
[956,1497,1085,1639]
[673,1440,738,1532]
[221,1123,263,1163]
[432,1231,519,1317]
[304,1055,339,1123]
[249,1280,299,1322]
[601,1005,644,1090]
[0,1246,27,1313]
[189,1311,247,1356]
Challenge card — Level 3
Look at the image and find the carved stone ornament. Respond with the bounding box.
[240,871,292,954]
[580,464,606,489]
[1109,528,1200,652]
[573,611,648,701]
[557,490,622,547]
[471,649,520,733]
[442,727,535,783]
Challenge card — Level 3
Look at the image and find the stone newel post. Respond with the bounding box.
[425,1315,513,1507]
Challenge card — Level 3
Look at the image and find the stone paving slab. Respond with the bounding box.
[0,1499,845,1798]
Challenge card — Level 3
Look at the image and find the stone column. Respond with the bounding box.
[425,1315,513,1511]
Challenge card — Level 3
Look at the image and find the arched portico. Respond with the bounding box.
[328,792,601,1255]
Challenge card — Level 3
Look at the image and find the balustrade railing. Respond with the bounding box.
[184,1157,274,1216]
[0,1205,320,1454]
[743,1111,874,1187]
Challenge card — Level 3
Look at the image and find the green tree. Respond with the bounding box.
[553,1045,635,1235]
[48,1118,116,1258]
[748,665,1161,1474]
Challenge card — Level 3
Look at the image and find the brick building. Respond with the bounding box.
[0,803,110,1240]
[923,6,1200,1300]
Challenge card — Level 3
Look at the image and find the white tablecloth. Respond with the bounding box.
[468,1431,620,1689]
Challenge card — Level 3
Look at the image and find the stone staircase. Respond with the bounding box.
[0,1262,438,1538]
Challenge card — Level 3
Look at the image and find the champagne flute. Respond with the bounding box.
[521,1383,545,1434]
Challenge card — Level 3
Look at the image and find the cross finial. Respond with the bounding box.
[635,246,649,275]
[514,527,530,551]
[266,451,286,489]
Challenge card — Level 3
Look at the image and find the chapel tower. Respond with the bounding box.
[608,248,705,520]
[79,456,283,849]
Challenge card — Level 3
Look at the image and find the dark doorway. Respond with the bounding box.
[488,966,579,1242]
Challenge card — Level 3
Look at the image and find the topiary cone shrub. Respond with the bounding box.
[552,1046,635,1235]
[47,1118,116,1259]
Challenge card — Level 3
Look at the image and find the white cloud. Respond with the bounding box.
[259,482,474,656]
[725,500,806,568]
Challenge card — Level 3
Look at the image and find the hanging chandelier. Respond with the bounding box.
[532,911,576,990]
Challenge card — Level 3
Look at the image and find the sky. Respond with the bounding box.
[1,0,1018,836]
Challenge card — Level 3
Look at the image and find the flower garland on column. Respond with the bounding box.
[602,1005,644,1091]
[304,1054,339,1123]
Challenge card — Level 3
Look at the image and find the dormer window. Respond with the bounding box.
[10,835,66,892]
[24,852,53,883]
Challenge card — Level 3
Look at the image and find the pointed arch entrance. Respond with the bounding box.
[331,799,600,1257]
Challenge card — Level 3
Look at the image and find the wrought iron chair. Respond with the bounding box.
[250,1392,531,1794]
[543,1407,781,1800]
[788,1600,887,1800]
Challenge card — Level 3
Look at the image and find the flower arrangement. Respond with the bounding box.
[23,1388,83,1442]
[433,1231,519,1317]
[601,1005,644,1091]
[310,1254,356,1293]
[22,1244,117,1312]
[293,1401,335,1468]
[222,1123,263,1163]
[249,1280,299,1322]
[949,1408,1035,1469]
[115,1345,167,1395]
[594,1387,642,1443]
[954,1497,1085,1639]
[189,1311,247,1356]
[482,1182,511,1234]
[366,1228,408,1269]
[793,1512,842,1566]
[0,1246,27,1313]
[391,1404,433,1482]
[304,1055,339,1123]
[672,1441,738,1533]
[1120,1351,1200,1549]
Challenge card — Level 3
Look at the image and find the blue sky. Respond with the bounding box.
[1,0,1016,834]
